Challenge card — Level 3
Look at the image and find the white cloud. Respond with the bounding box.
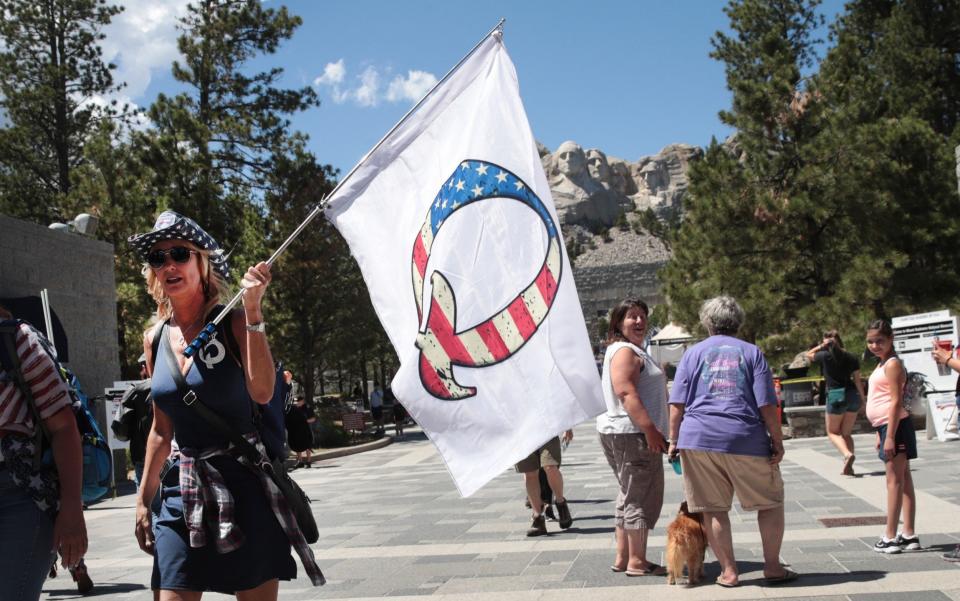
[313,60,437,108]
[353,66,381,107]
[100,0,191,101]
[313,59,345,87]
[386,70,438,103]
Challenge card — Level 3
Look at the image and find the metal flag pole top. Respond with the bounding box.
[184,18,507,358]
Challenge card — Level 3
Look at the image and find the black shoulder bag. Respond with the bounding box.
[157,324,319,544]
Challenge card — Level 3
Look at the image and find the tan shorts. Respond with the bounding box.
[680,449,783,513]
[515,437,562,473]
[599,432,664,530]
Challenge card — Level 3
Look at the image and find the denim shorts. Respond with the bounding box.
[826,387,860,415]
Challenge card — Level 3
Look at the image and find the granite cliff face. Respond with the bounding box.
[537,141,702,335]
[540,141,701,228]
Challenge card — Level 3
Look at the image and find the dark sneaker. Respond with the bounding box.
[526,514,547,537]
[72,564,94,595]
[556,500,573,529]
[524,498,531,509]
[895,534,921,551]
[544,505,557,521]
[942,545,960,562]
[873,538,901,554]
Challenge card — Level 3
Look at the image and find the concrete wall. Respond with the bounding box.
[573,260,666,345]
[0,214,120,396]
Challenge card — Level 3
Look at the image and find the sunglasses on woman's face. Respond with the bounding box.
[147,246,198,269]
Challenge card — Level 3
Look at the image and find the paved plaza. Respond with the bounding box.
[43,425,960,601]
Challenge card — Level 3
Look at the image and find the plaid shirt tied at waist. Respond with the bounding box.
[179,434,325,586]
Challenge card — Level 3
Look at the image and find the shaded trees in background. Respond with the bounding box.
[661,0,828,352]
[658,0,960,367]
[137,0,319,269]
[65,121,155,376]
[0,0,125,223]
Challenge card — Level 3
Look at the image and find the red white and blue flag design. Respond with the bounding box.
[412,160,561,400]
[325,31,604,496]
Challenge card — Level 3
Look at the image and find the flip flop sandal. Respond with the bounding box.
[625,563,667,576]
[763,568,799,585]
[610,565,626,572]
[716,576,740,588]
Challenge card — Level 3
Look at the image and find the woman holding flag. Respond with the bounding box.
[130,211,322,598]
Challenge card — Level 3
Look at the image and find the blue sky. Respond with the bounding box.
[107,1,845,175]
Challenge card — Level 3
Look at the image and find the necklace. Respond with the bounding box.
[172,312,206,348]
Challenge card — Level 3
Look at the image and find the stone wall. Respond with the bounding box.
[573,260,666,344]
[0,214,120,396]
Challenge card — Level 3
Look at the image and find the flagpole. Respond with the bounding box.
[185,18,507,358]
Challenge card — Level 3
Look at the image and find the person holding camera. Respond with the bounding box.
[805,330,865,476]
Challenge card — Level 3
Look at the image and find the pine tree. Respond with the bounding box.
[662,0,826,350]
[138,0,319,265]
[0,0,124,222]
[65,120,156,375]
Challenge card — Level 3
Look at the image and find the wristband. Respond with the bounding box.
[245,321,265,333]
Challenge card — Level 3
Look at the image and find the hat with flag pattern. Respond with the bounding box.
[127,211,230,279]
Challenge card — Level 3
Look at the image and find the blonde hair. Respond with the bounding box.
[142,243,231,322]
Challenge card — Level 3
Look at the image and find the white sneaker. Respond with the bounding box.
[895,533,921,551]
[873,537,902,554]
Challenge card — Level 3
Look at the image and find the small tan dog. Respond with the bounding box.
[665,501,708,585]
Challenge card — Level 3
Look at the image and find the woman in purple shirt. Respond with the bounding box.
[667,296,796,587]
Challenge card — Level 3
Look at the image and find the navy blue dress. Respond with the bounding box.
[151,325,296,593]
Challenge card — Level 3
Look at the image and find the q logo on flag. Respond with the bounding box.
[410,160,562,400]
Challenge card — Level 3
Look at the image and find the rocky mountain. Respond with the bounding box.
[537,140,702,333]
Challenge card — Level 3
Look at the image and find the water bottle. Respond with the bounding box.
[669,455,682,475]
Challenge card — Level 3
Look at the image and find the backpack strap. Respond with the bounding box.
[0,321,49,469]
[156,322,266,468]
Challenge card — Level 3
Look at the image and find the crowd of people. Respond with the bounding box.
[0,208,954,599]
[586,293,946,587]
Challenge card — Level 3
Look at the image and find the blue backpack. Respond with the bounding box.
[0,319,113,504]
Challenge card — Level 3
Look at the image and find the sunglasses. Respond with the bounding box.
[147,246,198,269]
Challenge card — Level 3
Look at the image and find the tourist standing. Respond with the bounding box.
[865,319,921,554]
[668,296,796,587]
[597,298,667,576]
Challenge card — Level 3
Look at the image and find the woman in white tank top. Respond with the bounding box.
[597,298,668,576]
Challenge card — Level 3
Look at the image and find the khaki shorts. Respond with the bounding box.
[680,449,784,513]
[515,437,562,473]
[600,432,664,530]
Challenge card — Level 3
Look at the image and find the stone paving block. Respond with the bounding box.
[413,553,480,564]
[848,591,952,600]
[530,550,581,565]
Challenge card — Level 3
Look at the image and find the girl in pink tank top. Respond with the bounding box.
[865,320,919,554]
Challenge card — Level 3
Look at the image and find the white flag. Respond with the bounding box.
[325,31,604,496]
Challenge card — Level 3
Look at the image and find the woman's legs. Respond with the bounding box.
[236,578,279,601]
[613,526,628,570]
[757,505,787,578]
[825,412,853,459]
[702,511,737,585]
[0,470,56,601]
[159,590,202,601]
[884,454,908,539]
[624,527,657,571]
[901,460,916,536]
[840,411,858,457]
